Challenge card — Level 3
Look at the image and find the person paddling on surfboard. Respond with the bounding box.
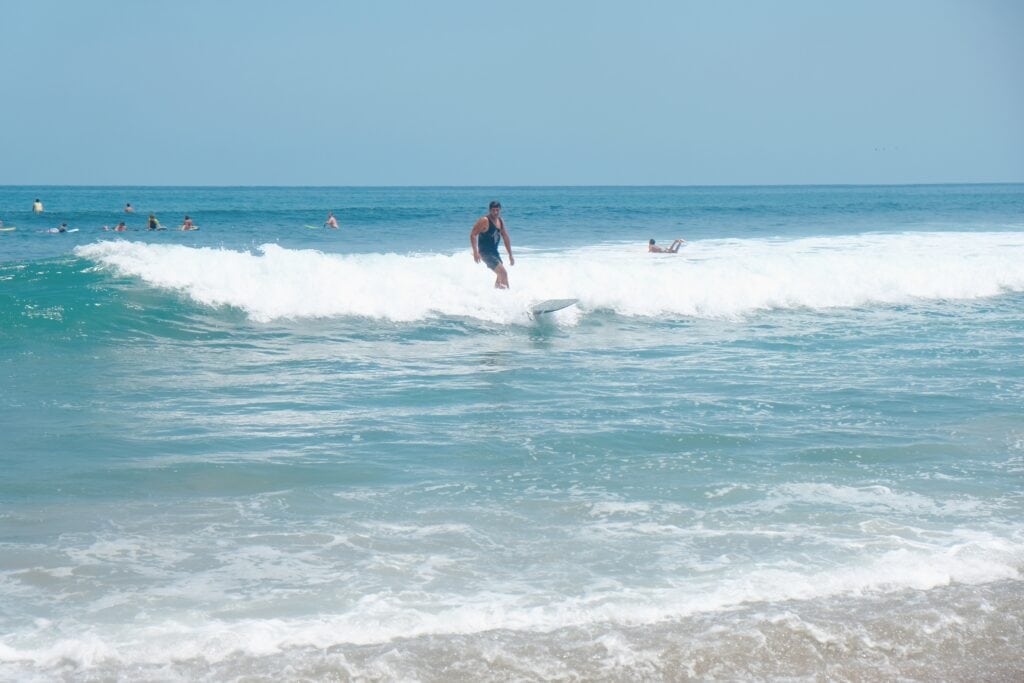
[471,200,514,289]
[324,212,339,229]
[648,238,686,253]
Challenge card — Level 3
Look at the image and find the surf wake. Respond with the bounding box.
[75,232,1024,323]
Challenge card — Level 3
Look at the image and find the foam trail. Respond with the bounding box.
[76,231,1024,322]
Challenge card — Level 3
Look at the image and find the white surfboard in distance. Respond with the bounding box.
[529,298,578,316]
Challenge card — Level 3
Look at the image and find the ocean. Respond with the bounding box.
[1,184,1022,681]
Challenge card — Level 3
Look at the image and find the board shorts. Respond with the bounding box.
[481,252,502,270]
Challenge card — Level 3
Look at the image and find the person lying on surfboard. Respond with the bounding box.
[471,200,515,289]
[648,238,686,253]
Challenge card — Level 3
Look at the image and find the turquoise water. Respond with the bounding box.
[1,185,1023,680]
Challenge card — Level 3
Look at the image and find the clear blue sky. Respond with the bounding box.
[2,0,1021,185]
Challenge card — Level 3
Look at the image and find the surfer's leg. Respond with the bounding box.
[494,264,509,289]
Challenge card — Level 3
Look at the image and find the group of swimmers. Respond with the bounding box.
[22,199,200,233]
[112,203,199,232]
[19,200,343,234]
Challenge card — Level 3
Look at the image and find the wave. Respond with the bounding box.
[0,534,1019,672]
[72,231,1024,323]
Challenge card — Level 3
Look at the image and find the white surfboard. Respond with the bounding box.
[529,298,578,316]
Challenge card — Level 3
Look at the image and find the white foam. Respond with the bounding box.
[75,231,1024,323]
[1,535,1019,670]
[762,482,985,516]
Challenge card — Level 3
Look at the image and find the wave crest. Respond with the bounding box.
[75,232,1024,323]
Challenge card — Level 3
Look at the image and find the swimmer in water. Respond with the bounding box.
[648,238,686,253]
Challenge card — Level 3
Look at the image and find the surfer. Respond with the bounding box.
[180,215,197,230]
[115,221,127,232]
[32,198,44,213]
[470,201,514,289]
[648,238,686,253]
[148,214,162,231]
[325,212,339,229]
[125,202,135,213]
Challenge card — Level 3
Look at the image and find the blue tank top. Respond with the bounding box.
[478,217,502,256]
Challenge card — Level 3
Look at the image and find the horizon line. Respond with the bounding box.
[1,180,1022,190]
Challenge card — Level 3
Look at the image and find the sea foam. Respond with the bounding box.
[0,534,1019,670]
[75,231,1024,323]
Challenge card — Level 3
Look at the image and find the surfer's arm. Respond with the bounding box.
[470,218,486,262]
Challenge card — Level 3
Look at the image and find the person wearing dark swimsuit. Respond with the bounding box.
[470,200,514,288]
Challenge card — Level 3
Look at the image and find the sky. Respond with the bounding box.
[1,0,1022,186]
